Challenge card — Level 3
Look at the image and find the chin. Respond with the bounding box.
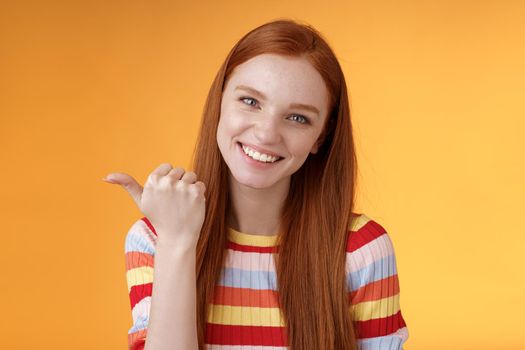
[242,182,270,190]
[231,170,275,189]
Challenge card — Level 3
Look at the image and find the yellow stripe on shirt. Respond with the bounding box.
[207,304,286,327]
[351,293,401,321]
[126,266,154,293]
[349,213,371,232]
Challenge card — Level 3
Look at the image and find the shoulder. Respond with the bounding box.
[124,217,158,256]
[346,212,394,253]
[345,212,401,284]
[346,213,409,344]
[345,212,402,289]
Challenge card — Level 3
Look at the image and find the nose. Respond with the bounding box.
[253,115,281,145]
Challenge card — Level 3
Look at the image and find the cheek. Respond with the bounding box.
[286,132,318,155]
[217,114,244,146]
[221,110,248,132]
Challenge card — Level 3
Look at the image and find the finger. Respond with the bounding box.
[167,167,185,180]
[194,181,206,194]
[180,171,197,184]
[104,172,143,208]
[151,163,173,176]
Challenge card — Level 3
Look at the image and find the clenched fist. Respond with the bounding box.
[103,163,206,249]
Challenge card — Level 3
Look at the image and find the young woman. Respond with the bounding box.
[103,19,409,350]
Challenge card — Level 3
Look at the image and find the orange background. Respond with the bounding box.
[1,0,524,349]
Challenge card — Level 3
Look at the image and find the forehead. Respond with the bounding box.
[225,53,329,113]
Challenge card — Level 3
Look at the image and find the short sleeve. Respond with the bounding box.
[346,213,409,350]
[124,217,158,350]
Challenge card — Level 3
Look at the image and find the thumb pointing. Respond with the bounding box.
[103,172,143,209]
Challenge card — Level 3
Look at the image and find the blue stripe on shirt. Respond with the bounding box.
[347,254,398,292]
[218,267,278,290]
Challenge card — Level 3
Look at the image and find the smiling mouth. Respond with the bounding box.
[237,142,284,162]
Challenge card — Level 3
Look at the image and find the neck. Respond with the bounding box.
[227,173,290,236]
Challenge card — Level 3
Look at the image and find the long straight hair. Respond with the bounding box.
[191,19,359,350]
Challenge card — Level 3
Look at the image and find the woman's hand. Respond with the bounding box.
[103,163,206,248]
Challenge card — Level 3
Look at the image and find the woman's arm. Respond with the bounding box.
[114,164,205,350]
[125,218,199,350]
[144,231,198,350]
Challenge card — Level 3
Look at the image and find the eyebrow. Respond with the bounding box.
[234,85,320,117]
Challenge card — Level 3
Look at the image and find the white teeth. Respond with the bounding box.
[241,144,280,163]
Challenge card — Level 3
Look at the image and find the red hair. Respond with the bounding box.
[192,18,358,350]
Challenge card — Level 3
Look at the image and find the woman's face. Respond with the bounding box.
[217,53,330,189]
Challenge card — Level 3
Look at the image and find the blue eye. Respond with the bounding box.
[289,114,309,124]
[240,97,258,107]
[239,96,310,125]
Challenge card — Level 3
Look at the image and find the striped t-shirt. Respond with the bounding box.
[125,213,409,349]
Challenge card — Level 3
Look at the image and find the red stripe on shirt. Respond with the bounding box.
[128,328,147,350]
[129,283,152,310]
[354,310,407,339]
[141,217,157,236]
[346,219,387,252]
[226,241,279,253]
[205,323,288,346]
